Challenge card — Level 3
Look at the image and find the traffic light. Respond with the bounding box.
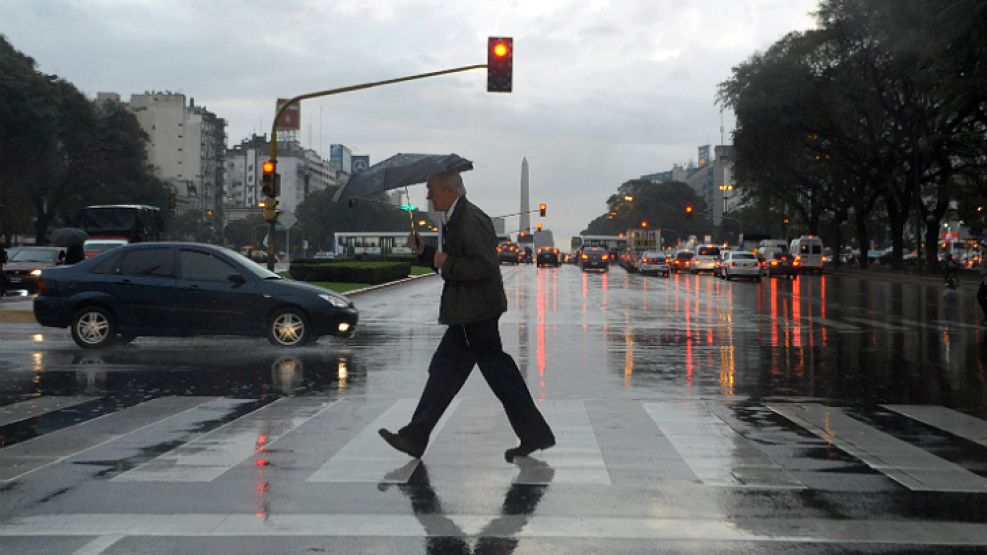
[640,220,648,228]
[261,160,278,197]
[487,37,513,93]
[168,192,176,210]
[539,203,546,217]
[685,205,694,219]
[536,222,543,231]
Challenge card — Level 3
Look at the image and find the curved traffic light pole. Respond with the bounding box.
[263,64,488,271]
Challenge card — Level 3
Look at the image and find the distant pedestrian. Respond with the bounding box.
[378,171,555,463]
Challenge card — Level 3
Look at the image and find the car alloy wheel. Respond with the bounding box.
[70,306,116,349]
[268,308,310,347]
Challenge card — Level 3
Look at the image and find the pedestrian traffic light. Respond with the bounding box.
[536,223,542,231]
[262,160,277,197]
[539,203,546,217]
[487,37,513,93]
[685,205,694,219]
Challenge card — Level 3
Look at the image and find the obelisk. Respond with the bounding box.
[520,157,530,234]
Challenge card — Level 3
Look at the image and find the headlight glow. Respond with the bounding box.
[319,293,349,308]
[30,269,42,276]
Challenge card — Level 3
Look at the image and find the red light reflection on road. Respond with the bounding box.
[770,278,779,347]
[792,277,802,348]
[536,269,546,378]
[820,276,828,346]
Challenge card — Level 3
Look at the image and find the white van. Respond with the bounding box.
[757,239,788,259]
[789,235,825,274]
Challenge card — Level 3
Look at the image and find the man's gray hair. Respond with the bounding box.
[434,171,466,196]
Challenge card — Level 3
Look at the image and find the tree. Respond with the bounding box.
[582,180,709,246]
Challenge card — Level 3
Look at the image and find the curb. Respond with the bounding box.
[344,271,439,297]
[825,267,982,289]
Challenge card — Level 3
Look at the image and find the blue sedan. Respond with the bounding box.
[33,242,358,348]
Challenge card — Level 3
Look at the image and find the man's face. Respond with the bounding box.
[427,177,457,212]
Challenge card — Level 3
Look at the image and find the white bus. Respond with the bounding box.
[334,232,438,257]
[570,234,628,253]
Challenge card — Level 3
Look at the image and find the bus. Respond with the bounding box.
[333,231,438,257]
[570,234,628,253]
[76,204,163,242]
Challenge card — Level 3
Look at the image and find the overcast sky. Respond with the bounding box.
[2,0,818,245]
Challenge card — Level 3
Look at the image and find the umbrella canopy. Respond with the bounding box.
[50,227,89,247]
[331,153,473,204]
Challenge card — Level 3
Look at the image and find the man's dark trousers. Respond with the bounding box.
[400,316,553,447]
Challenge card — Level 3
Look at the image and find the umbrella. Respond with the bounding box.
[50,227,89,247]
[331,153,473,204]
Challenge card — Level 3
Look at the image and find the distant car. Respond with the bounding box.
[765,251,797,279]
[719,251,761,281]
[497,242,520,264]
[3,246,67,294]
[33,242,358,348]
[520,246,533,264]
[671,251,694,273]
[580,246,609,272]
[692,245,721,274]
[638,250,670,277]
[536,247,562,267]
[84,238,129,259]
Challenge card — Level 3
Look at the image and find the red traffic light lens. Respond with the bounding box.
[493,42,509,57]
[262,161,275,174]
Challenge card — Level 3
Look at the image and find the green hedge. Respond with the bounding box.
[290,261,411,284]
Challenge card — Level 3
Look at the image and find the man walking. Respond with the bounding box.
[378,171,555,463]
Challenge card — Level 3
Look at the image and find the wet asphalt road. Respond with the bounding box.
[1,264,986,554]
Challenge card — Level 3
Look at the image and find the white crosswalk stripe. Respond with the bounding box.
[767,402,987,492]
[644,401,805,489]
[882,404,987,449]
[307,398,461,484]
[113,397,337,483]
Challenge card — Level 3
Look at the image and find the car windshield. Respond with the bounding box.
[676,252,694,259]
[698,246,720,256]
[10,248,58,262]
[732,253,756,259]
[86,242,125,252]
[225,250,282,279]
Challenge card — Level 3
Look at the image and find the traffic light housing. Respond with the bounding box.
[539,203,546,217]
[487,37,513,93]
[261,160,278,197]
[685,205,694,219]
[263,198,279,222]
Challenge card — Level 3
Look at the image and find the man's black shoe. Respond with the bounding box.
[378,428,425,459]
[505,437,556,463]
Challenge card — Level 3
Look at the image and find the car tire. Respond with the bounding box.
[267,307,311,347]
[70,306,117,349]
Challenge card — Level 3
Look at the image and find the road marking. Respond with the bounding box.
[643,401,804,489]
[841,316,910,332]
[0,396,97,427]
[0,396,217,482]
[4,512,987,544]
[72,534,123,555]
[768,403,987,492]
[113,397,337,482]
[307,398,461,484]
[519,400,611,485]
[882,405,987,448]
[807,316,860,332]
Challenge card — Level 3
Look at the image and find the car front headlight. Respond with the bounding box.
[319,293,350,308]
[30,269,42,276]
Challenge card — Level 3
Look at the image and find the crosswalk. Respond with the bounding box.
[1,394,985,493]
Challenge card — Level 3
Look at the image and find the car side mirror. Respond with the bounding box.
[228,273,246,285]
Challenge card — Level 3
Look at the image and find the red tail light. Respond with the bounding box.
[730,261,736,267]
[602,255,609,261]
[37,277,49,295]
